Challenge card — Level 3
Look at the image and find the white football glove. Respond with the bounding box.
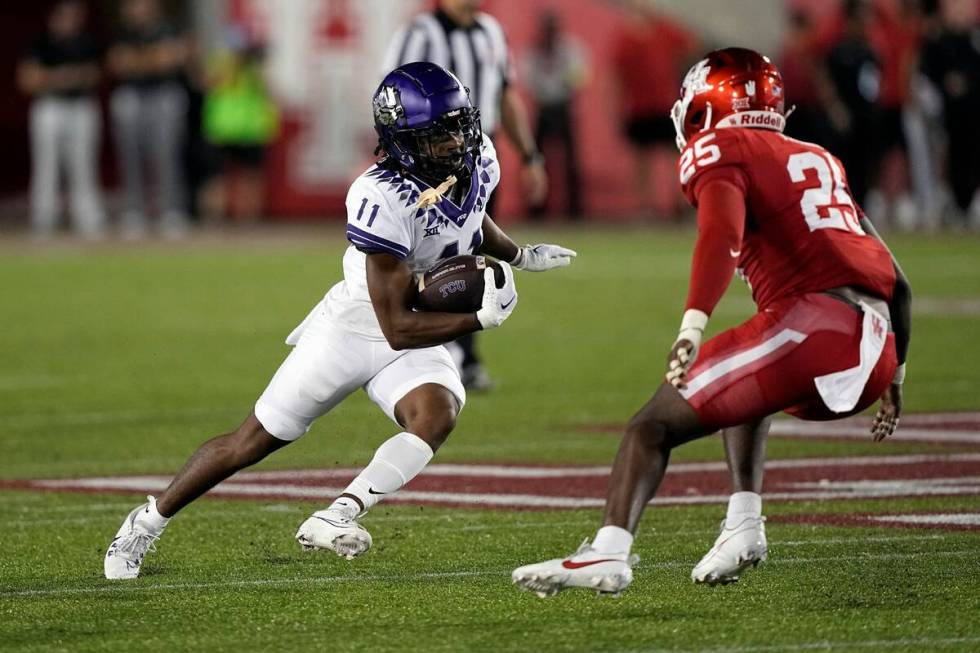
[475,262,518,330]
[511,244,577,272]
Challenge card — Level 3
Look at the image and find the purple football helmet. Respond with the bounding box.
[372,62,482,182]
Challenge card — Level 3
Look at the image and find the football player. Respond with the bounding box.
[512,48,911,596]
[104,62,576,580]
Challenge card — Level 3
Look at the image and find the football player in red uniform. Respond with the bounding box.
[513,47,912,597]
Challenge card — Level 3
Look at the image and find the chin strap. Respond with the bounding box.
[416,175,457,209]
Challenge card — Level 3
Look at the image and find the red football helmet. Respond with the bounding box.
[670,47,787,151]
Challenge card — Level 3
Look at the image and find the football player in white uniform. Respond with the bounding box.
[104,62,576,579]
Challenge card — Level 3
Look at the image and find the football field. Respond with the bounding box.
[2,226,980,652]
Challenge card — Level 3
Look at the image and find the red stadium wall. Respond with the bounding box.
[482,0,653,222]
[253,0,676,222]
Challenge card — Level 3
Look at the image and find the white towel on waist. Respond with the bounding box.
[814,301,888,413]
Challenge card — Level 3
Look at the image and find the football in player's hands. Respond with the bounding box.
[415,255,504,313]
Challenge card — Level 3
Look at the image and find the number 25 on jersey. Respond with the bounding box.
[787,151,864,235]
[680,132,865,236]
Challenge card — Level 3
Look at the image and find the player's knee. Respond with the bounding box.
[228,416,285,468]
[624,414,669,450]
[403,404,457,452]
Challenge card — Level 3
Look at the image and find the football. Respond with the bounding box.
[415,255,504,313]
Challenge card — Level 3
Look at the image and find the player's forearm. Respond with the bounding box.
[859,217,911,365]
[685,180,746,315]
[686,229,739,316]
[367,252,482,349]
[889,269,912,365]
[500,86,538,159]
[382,310,480,350]
[479,215,520,263]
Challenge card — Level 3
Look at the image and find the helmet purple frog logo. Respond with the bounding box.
[374,86,404,127]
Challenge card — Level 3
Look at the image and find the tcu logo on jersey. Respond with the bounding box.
[374,86,404,127]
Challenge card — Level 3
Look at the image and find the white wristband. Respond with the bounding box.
[892,363,906,385]
[676,309,709,348]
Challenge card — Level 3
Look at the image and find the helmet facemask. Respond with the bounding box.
[385,107,482,184]
[671,58,713,151]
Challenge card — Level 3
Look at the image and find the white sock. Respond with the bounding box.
[725,491,762,528]
[592,525,634,555]
[138,496,170,533]
[327,432,434,517]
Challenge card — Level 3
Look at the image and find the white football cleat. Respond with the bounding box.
[512,540,639,598]
[295,509,373,560]
[692,516,767,585]
[104,496,164,580]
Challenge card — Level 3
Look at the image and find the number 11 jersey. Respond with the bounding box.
[322,136,501,340]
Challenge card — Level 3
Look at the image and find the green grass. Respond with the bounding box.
[1,227,979,652]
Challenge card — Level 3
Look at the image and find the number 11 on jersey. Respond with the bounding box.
[356,198,380,227]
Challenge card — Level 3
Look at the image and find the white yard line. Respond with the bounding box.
[28,467,980,509]
[42,452,978,486]
[769,420,980,444]
[242,464,614,480]
[2,550,973,599]
[775,533,948,546]
[872,513,980,526]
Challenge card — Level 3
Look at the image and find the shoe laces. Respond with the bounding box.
[116,531,158,558]
[717,515,767,533]
[572,538,593,557]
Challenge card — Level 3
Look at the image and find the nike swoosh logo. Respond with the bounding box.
[312,516,351,528]
[729,249,741,258]
[500,296,515,310]
[561,558,619,570]
[368,488,387,495]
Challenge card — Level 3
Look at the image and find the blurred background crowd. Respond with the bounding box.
[2,0,978,240]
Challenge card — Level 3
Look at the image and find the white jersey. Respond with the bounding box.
[322,136,501,339]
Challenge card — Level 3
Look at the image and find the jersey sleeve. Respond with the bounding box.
[477,135,502,196]
[685,178,747,315]
[678,129,750,207]
[345,177,413,260]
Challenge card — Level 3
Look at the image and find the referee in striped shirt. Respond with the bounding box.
[382,0,547,391]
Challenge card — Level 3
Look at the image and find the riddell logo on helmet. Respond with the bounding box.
[716,110,785,132]
[739,112,781,127]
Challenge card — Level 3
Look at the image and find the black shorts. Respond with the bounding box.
[624,114,675,148]
[219,144,267,169]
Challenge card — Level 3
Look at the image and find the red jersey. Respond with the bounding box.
[678,127,896,311]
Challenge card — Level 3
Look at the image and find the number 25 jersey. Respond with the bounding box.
[678,127,896,311]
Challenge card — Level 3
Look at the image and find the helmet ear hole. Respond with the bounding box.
[690,110,704,126]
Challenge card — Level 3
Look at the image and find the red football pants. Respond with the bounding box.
[680,293,897,429]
